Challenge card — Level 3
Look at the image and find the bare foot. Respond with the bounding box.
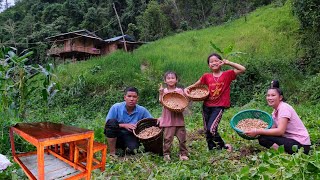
[225,144,233,152]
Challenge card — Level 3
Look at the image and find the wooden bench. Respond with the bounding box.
[74,140,107,172]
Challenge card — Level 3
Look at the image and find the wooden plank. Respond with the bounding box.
[14,156,37,180]
[20,154,81,180]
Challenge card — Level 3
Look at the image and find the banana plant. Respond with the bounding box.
[0,47,59,119]
[210,41,246,59]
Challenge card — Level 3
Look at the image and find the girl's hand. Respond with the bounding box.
[184,87,191,95]
[159,83,164,93]
[244,129,259,137]
[219,59,230,67]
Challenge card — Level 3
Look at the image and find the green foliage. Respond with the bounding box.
[292,0,320,75]
[299,73,320,104]
[137,1,172,41]
[237,147,320,179]
[0,0,275,61]
[0,47,59,119]
[210,42,246,59]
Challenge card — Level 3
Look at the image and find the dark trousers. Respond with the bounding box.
[104,119,140,154]
[258,135,310,154]
[202,105,226,150]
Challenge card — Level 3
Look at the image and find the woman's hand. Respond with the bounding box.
[244,129,259,137]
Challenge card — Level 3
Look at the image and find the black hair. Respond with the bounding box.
[271,80,280,88]
[124,87,139,95]
[207,53,222,64]
[267,87,286,102]
[163,71,178,81]
[267,80,286,101]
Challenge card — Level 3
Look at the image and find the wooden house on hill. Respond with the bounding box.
[46,29,103,60]
[103,35,143,54]
[46,30,143,61]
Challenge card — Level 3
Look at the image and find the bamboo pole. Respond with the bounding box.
[113,3,127,52]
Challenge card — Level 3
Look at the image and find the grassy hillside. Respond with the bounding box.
[60,1,298,97]
[2,2,319,179]
[53,2,302,111]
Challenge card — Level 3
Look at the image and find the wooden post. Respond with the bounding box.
[113,3,127,52]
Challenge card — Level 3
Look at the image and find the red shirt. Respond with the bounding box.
[200,70,236,107]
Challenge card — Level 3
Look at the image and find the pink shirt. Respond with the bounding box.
[272,101,311,145]
[159,88,185,127]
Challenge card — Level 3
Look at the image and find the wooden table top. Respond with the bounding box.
[12,122,94,142]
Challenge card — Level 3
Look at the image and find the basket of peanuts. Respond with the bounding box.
[230,109,273,140]
[185,85,209,101]
[134,118,163,155]
[161,92,189,112]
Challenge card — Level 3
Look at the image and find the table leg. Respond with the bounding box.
[69,142,75,162]
[37,144,45,180]
[86,136,94,180]
[9,128,16,156]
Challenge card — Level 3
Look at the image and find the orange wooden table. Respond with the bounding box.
[9,122,94,180]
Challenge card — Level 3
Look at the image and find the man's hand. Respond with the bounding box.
[119,123,136,132]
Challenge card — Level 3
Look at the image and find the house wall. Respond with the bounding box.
[61,37,99,54]
[101,43,118,55]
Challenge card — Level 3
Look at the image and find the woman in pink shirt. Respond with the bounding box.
[245,81,311,154]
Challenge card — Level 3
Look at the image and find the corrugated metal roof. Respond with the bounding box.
[45,29,102,40]
[104,35,135,43]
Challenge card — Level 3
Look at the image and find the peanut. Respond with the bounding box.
[136,126,162,139]
[236,118,268,131]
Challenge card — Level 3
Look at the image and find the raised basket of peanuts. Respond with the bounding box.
[230,109,273,140]
[185,85,209,101]
[161,92,189,112]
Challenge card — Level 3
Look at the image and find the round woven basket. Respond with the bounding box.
[230,109,273,140]
[162,92,188,112]
[133,118,163,155]
[185,85,209,101]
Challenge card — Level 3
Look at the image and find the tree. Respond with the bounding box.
[292,0,320,74]
[137,1,171,41]
[2,19,17,48]
[41,3,64,24]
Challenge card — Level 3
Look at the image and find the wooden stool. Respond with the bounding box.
[47,143,75,161]
[74,141,107,171]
